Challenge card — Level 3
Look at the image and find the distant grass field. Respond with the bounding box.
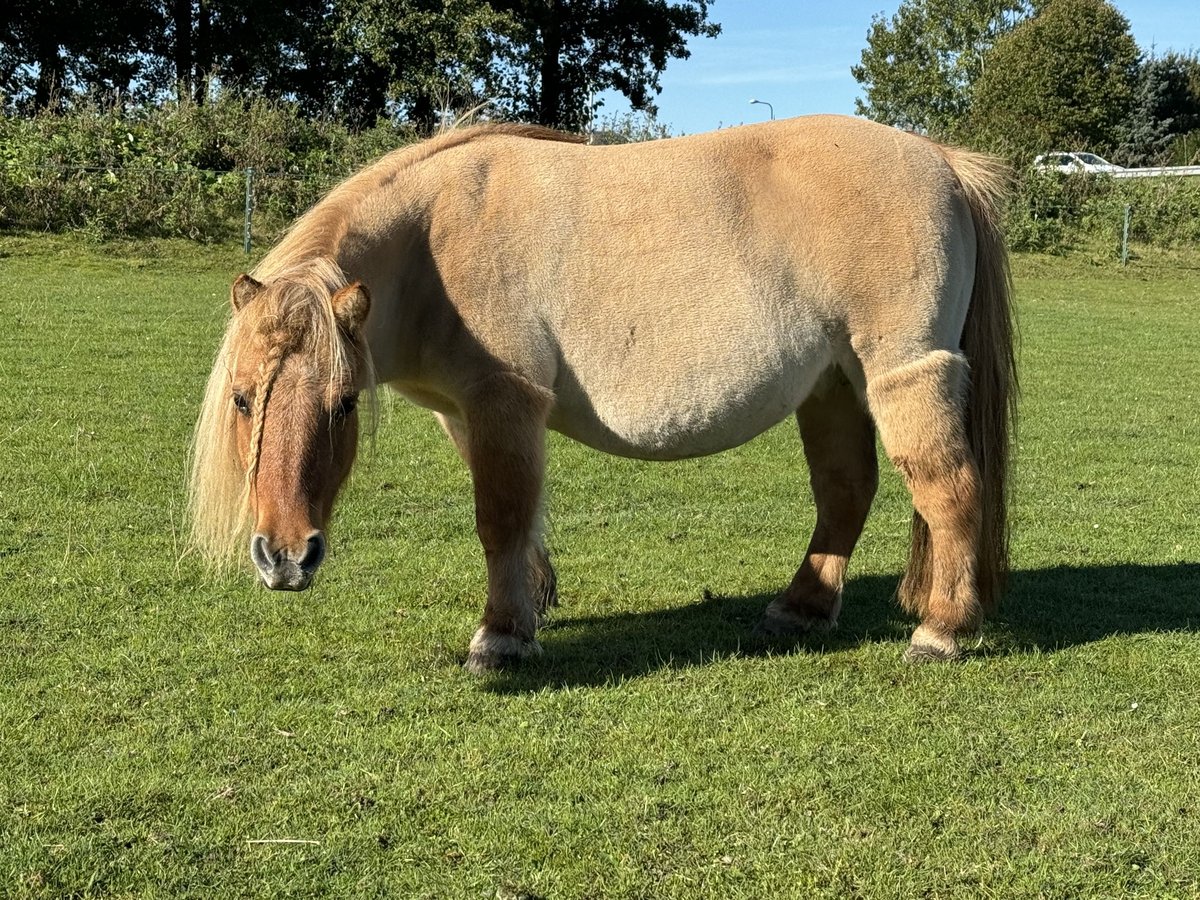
[1,235,1198,898]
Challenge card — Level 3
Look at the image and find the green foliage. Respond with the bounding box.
[1082,176,1200,247]
[970,0,1140,162]
[588,110,673,144]
[1114,53,1200,166]
[851,0,1033,138]
[2,237,1200,896]
[1005,170,1200,252]
[1005,169,1074,252]
[1171,129,1200,165]
[2,0,719,131]
[492,0,720,130]
[333,0,519,131]
[0,95,414,240]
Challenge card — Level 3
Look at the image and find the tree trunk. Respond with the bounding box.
[410,94,436,135]
[173,0,192,102]
[34,42,65,111]
[536,0,563,127]
[193,0,210,104]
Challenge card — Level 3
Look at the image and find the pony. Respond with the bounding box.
[189,115,1016,673]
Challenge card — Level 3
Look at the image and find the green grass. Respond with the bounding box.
[1,234,1198,898]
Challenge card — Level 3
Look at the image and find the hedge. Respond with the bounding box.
[3,99,1198,254]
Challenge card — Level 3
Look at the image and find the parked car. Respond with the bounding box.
[1033,152,1126,175]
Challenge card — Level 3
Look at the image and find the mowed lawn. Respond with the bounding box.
[1,235,1198,898]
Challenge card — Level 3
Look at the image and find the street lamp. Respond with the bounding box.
[749,98,774,120]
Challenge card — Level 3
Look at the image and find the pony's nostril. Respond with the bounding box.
[298,532,326,573]
[251,534,276,574]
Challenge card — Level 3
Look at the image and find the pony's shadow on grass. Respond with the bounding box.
[483,563,1200,693]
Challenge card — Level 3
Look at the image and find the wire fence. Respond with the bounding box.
[1003,168,1200,253]
[2,160,1199,254]
[0,161,346,248]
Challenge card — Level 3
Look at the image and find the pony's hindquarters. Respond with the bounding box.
[866,147,1015,660]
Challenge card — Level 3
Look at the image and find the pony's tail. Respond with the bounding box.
[902,147,1017,615]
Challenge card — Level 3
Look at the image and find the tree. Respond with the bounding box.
[329,0,720,133]
[970,0,1140,159]
[155,0,338,105]
[334,0,517,131]
[492,0,719,131]
[1114,52,1200,166]
[852,0,1033,138]
[0,0,334,111]
[0,0,162,110]
[1,0,719,132]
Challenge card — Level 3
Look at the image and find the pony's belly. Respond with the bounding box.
[548,357,829,460]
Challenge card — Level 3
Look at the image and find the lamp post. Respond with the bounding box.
[749,98,774,120]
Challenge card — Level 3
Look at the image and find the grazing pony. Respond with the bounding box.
[189,116,1016,672]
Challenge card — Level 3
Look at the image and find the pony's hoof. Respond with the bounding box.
[464,628,542,674]
[754,598,839,637]
[904,624,962,663]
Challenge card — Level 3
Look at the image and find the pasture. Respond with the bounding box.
[1,235,1198,897]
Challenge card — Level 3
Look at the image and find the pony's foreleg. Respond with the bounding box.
[866,350,983,661]
[458,375,555,674]
[437,411,558,617]
[759,369,878,635]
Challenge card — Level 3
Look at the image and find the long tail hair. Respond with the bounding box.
[901,146,1018,614]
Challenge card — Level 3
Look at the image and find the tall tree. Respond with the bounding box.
[493,0,719,131]
[159,0,335,105]
[970,0,1139,159]
[0,0,162,109]
[852,0,1033,138]
[1,0,719,131]
[321,0,720,132]
[334,0,516,130]
[1114,52,1200,166]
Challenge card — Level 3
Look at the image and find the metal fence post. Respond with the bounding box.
[1121,204,1131,267]
[243,167,254,255]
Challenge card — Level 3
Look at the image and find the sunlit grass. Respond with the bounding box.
[1,235,1198,897]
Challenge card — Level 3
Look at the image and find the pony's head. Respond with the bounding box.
[189,265,372,590]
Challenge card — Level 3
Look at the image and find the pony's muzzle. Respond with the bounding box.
[251,531,326,591]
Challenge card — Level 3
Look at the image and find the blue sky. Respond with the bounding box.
[598,0,1200,135]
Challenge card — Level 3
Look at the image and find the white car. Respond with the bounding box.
[1033,152,1126,175]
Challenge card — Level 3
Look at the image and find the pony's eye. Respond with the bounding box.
[233,392,251,416]
[335,394,358,419]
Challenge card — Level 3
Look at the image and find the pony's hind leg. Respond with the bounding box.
[456,374,555,674]
[758,368,878,636]
[437,411,558,618]
[865,350,983,661]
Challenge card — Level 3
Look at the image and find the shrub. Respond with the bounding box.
[1006,168,1200,253]
[0,94,415,241]
[3,97,1197,254]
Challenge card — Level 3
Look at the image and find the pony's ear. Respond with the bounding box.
[332,282,371,334]
[231,274,263,311]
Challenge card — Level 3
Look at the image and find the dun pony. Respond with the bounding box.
[188,116,1016,672]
